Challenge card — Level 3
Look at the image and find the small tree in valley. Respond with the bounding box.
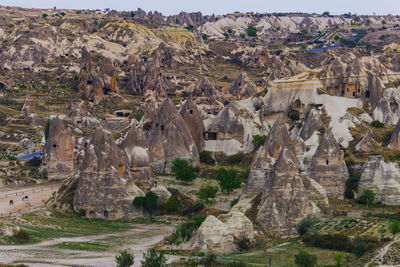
[172,159,197,185]
[115,250,134,267]
[216,168,241,195]
[141,248,167,267]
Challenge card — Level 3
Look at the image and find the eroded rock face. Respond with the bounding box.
[42,118,75,181]
[226,73,257,98]
[22,99,35,118]
[121,126,153,186]
[358,155,400,205]
[308,130,348,198]
[299,109,322,141]
[152,42,174,68]
[356,131,381,152]
[256,148,318,238]
[179,98,205,152]
[190,78,220,103]
[192,211,255,254]
[389,119,400,150]
[78,47,105,104]
[73,127,144,219]
[362,75,384,110]
[147,98,199,173]
[373,87,400,126]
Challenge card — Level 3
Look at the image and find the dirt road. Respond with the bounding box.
[0,183,60,217]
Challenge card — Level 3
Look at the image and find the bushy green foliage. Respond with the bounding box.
[42,13,48,18]
[247,25,257,36]
[323,11,330,16]
[195,215,206,227]
[169,215,205,245]
[185,24,194,32]
[197,184,218,202]
[133,191,158,215]
[389,221,400,238]
[141,248,166,267]
[252,135,266,149]
[199,151,215,165]
[241,168,250,180]
[297,215,317,236]
[357,189,375,205]
[12,229,30,242]
[200,253,217,266]
[172,159,197,184]
[227,28,233,34]
[216,168,241,194]
[134,111,143,122]
[371,120,385,128]
[333,253,342,267]
[60,12,66,16]
[115,250,134,267]
[230,198,239,207]
[227,152,245,164]
[300,29,308,34]
[344,176,360,199]
[202,34,208,41]
[76,10,82,14]
[294,251,318,267]
[45,119,51,140]
[160,195,182,213]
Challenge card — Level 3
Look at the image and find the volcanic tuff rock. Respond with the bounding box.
[22,99,35,118]
[226,72,257,98]
[78,46,105,104]
[356,131,381,152]
[362,74,384,110]
[192,211,255,254]
[147,98,199,173]
[189,78,220,103]
[120,126,153,186]
[358,155,400,205]
[256,148,318,238]
[299,109,323,141]
[41,118,75,181]
[152,42,174,68]
[179,98,205,152]
[308,129,349,198]
[373,87,400,126]
[73,127,144,219]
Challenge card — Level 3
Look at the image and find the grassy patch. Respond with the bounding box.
[51,241,111,252]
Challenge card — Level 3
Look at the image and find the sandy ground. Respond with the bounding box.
[0,224,176,267]
[0,184,60,217]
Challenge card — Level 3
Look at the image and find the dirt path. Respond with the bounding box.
[0,184,60,217]
[0,224,176,267]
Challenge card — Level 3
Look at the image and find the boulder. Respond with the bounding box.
[73,127,144,219]
[42,118,75,181]
[147,98,199,173]
[358,155,400,205]
[179,98,205,152]
[226,73,257,98]
[308,130,349,198]
[78,47,105,104]
[256,148,318,238]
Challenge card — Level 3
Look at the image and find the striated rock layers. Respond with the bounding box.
[308,130,349,199]
[389,119,400,150]
[179,98,205,152]
[358,155,400,205]
[226,72,257,98]
[41,118,75,181]
[256,148,318,238]
[73,127,144,219]
[147,98,199,173]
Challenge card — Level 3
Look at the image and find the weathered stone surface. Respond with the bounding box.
[179,98,205,152]
[73,127,144,219]
[192,211,255,254]
[189,78,220,103]
[150,185,171,205]
[78,46,105,104]
[256,148,318,238]
[373,87,400,126]
[147,98,199,173]
[299,109,322,141]
[264,116,294,158]
[389,119,400,150]
[42,118,75,181]
[121,126,153,186]
[308,130,349,199]
[358,155,400,205]
[361,74,384,110]
[356,131,381,152]
[22,98,35,118]
[17,138,35,157]
[226,72,257,98]
[152,42,174,68]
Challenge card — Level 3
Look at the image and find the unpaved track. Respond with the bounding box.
[0,184,60,217]
[0,224,176,267]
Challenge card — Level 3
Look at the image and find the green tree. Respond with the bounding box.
[199,150,215,165]
[323,11,330,16]
[133,191,158,216]
[382,20,387,24]
[134,111,143,122]
[297,215,316,236]
[294,251,318,267]
[115,250,134,267]
[216,168,241,195]
[202,33,208,41]
[42,13,48,18]
[76,10,82,14]
[252,135,266,150]
[334,35,341,41]
[141,248,167,267]
[389,221,400,239]
[333,253,342,267]
[227,28,233,34]
[247,25,257,37]
[197,184,218,203]
[60,12,66,16]
[185,24,194,32]
[45,119,51,140]
[160,195,182,213]
[175,18,179,24]
[172,159,197,185]
[357,189,375,206]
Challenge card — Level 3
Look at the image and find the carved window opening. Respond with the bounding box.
[326,159,329,165]
[189,110,193,114]
[104,210,109,218]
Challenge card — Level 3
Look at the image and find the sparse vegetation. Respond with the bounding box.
[197,184,218,202]
[247,25,257,37]
[371,120,385,128]
[141,248,167,267]
[202,33,208,41]
[294,251,318,267]
[133,191,158,216]
[389,221,400,239]
[357,189,375,206]
[252,135,266,150]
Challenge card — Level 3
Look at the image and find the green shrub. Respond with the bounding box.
[133,191,158,216]
[202,34,208,41]
[180,202,204,216]
[216,168,241,194]
[247,25,257,37]
[141,248,166,267]
[42,13,48,18]
[252,135,266,150]
[235,238,252,251]
[389,221,400,239]
[200,253,216,266]
[60,12,66,16]
[12,229,30,242]
[227,152,245,164]
[241,168,250,180]
[45,119,51,140]
[333,253,342,267]
[371,120,385,128]
[195,215,206,227]
[230,198,239,207]
[172,159,197,184]
[134,111,143,122]
[227,28,233,34]
[160,195,182,213]
[197,185,218,202]
[294,251,317,267]
[297,215,316,236]
[115,250,134,267]
[344,176,360,199]
[185,25,194,32]
[76,10,82,14]
[357,189,375,205]
[199,151,215,165]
